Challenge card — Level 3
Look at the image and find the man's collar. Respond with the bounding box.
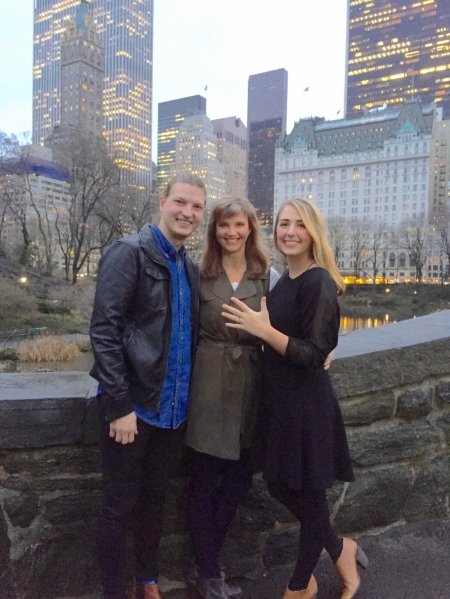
[152,224,186,261]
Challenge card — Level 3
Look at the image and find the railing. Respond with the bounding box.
[0,327,48,346]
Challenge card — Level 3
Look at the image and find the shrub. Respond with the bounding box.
[48,278,96,320]
[0,276,38,320]
[17,335,81,362]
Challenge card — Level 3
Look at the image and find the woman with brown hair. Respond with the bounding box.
[222,200,368,599]
[184,196,278,599]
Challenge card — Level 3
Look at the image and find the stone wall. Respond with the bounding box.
[0,312,449,599]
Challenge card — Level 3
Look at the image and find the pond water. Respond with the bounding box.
[0,307,438,373]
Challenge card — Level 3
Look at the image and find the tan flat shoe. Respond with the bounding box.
[335,537,369,599]
[282,575,318,599]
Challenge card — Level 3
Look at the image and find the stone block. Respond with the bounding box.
[346,420,440,467]
[0,446,101,477]
[262,528,299,571]
[0,506,11,575]
[221,529,266,578]
[436,412,450,444]
[2,473,102,493]
[158,534,192,581]
[4,491,39,528]
[82,396,100,445]
[396,387,433,421]
[401,338,450,385]
[340,389,395,426]
[332,464,412,533]
[403,454,450,522]
[437,380,450,404]
[330,349,403,399]
[44,491,102,526]
[0,398,87,449]
[234,478,296,531]
[8,532,99,599]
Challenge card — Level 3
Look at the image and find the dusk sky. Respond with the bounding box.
[0,0,349,160]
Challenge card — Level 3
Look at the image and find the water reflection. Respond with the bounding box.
[340,314,396,334]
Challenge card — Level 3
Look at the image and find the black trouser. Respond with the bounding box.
[267,482,343,591]
[187,449,253,579]
[97,409,183,599]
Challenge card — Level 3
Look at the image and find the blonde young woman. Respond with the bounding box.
[184,196,279,599]
[222,200,369,599]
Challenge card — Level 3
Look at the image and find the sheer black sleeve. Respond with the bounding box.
[284,269,340,369]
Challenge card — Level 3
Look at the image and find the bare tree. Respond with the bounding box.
[120,187,159,236]
[400,220,429,284]
[349,219,369,280]
[365,221,388,283]
[438,209,450,281]
[327,216,350,263]
[53,130,121,283]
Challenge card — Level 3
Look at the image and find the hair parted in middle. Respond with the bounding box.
[274,199,345,296]
[200,196,269,279]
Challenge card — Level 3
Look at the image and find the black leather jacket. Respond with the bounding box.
[90,224,200,423]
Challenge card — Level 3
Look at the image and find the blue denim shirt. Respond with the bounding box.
[134,225,192,429]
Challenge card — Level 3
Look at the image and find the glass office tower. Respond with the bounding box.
[33,0,153,188]
[346,0,450,119]
[157,95,207,189]
[247,68,288,226]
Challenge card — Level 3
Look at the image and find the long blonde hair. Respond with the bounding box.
[200,196,269,279]
[274,200,345,296]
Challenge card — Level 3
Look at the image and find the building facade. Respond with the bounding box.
[430,119,450,219]
[211,117,247,198]
[157,95,206,189]
[58,1,104,137]
[346,0,450,119]
[171,114,226,206]
[33,0,153,188]
[274,102,448,283]
[247,68,288,226]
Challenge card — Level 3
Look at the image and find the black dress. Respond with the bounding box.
[260,267,354,491]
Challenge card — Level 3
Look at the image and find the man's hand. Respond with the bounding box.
[109,412,138,444]
[324,350,334,371]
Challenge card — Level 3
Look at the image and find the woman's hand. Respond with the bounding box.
[222,296,271,339]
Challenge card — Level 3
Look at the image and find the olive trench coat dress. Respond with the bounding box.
[184,270,269,461]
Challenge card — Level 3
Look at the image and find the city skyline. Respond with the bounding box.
[0,0,348,162]
[346,0,450,119]
[33,0,153,188]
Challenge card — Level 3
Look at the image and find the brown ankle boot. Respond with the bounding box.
[335,537,369,599]
[282,575,318,599]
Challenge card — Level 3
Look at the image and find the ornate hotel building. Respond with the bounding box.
[274,101,450,282]
[274,101,438,225]
[33,0,153,188]
[346,0,450,119]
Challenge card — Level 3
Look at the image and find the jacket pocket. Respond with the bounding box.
[144,266,169,308]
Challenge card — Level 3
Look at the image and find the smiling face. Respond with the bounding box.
[158,182,206,248]
[276,204,314,261]
[216,211,252,257]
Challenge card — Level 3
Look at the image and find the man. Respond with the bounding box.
[90,173,207,599]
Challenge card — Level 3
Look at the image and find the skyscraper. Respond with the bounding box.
[157,95,207,189]
[346,0,450,119]
[171,113,226,205]
[59,1,104,137]
[33,0,153,188]
[247,68,288,225]
[211,117,247,198]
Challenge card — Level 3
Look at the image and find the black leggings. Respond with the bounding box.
[267,482,343,591]
[187,449,253,579]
